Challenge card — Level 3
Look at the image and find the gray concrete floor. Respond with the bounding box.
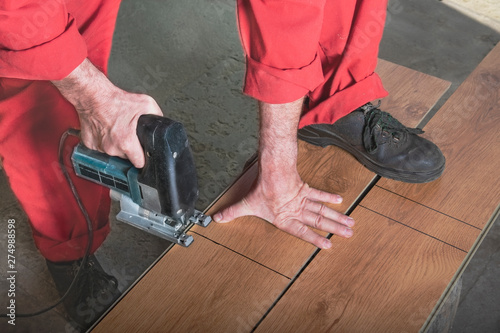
[0,0,499,332]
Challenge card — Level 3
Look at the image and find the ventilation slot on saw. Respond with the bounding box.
[78,164,129,192]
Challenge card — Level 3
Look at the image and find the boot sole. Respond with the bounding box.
[298,127,445,184]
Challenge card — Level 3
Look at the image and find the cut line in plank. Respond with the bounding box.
[192,59,451,278]
[191,230,291,279]
[255,206,465,333]
[255,43,500,333]
[374,185,481,230]
[93,234,289,333]
[377,44,500,227]
[361,187,481,252]
[92,59,451,332]
[421,203,500,332]
[359,205,468,253]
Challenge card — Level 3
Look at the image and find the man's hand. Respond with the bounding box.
[213,98,354,249]
[213,171,354,249]
[52,58,163,168]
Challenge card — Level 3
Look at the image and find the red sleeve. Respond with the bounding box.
[237,0,326,104]
[0,0,87,80]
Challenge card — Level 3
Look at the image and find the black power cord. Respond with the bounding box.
[1,129,93,318]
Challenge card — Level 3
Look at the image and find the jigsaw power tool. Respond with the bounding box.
[71,114,211,247]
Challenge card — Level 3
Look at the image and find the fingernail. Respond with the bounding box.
[345,228,354,238]
[346,217,355,227]
[322,240,332,249]
[336,195,343,203]
[213,213,222,223]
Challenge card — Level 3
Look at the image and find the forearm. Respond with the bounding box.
[51,58,116,113]
[215,96,350,248]
[258,97,305,187]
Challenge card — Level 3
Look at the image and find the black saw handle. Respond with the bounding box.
[136,114,198,222]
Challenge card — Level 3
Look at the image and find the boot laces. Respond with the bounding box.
[361,102,424,154]
[76,258,118,303]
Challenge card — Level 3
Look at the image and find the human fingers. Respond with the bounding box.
[78,120,111,155]
[275,218,332,249]
[108,94,162,167]
[305,201,354,228]
[306,187,343,205]
[121,136,145,168]
[127,95,163,167]
[213,198,252,223]
[301,209,354,239]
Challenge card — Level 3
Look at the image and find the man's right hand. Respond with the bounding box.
[52,58,163,168]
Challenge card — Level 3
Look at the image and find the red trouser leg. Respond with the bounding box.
[237,0,389,127]
[0,0,121,262]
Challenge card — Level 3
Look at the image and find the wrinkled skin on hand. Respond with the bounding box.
[75,90,162,168]
[214,174,354,249]
[52,59,163,168]
[214,98,354,249]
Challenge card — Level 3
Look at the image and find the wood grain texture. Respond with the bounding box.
[361,186,481,252]
[93,60,451,332]
[375,59,451,127]
[256,206,466,333]
[93,234,289,333]
[256,45,500,333]
[192,59,451,278]
[377,44,500,227]
[194,146,375,278]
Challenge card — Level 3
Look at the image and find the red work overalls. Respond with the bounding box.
[0,0,388,261]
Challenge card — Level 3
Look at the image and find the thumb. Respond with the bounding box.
[213,199,251,223]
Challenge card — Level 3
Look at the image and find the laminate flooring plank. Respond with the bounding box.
[374,59,450,126]
[255,206,466,333]
[93,234,289,333]
[256,44,500,333]
[377,44,500,226]
[361,186,481,252]
[94,61,450,332]
[192,59,450,278]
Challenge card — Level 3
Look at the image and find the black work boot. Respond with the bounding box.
[298,102,445,183]
[46,255,121,332]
